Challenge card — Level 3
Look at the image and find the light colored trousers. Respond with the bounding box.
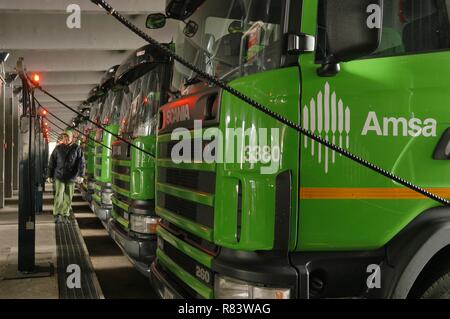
[53,179,75,217]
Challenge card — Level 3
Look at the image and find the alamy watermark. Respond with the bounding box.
[366,4,382,29]
[66,4,81,29]
[66,264,81,289]
[366,264,381,289]
[170,121,281,175]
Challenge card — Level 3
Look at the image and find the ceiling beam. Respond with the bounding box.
[0,0,166,14]
[35,84,96,94]
[0,13,177,51]
[35,93,86,103]
[12,71,105,86]
[6,50,131,72]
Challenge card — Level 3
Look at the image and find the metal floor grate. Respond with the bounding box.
[56,217,103,299]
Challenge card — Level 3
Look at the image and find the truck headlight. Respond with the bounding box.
[215,276,290,299]
[130,215,159,234]
[101,191,113,205]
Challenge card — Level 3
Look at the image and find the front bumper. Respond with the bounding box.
[150,261,187,299]
[109,219,156,276]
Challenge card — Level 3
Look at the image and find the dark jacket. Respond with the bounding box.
[48,143,85,182]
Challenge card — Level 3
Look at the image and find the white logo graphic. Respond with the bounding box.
[303,82,350,173]
[165,105,191,126]
[362,112,437,137]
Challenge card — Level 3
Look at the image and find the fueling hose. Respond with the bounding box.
[93,0,450,206]
[35,98,112,150]
[30,81,155,158]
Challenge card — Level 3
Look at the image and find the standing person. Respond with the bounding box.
[48,130,85,223]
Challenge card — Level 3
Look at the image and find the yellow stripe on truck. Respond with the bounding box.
[300,188,450,200]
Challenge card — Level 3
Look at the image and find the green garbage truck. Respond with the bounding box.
[147,0,450,299]
[109,44,172,276]
[92,65,125,227]
[80,85,104,203]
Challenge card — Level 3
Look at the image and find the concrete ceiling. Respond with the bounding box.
[0,0,176,140]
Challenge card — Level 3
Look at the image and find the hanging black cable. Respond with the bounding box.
[45,117,111,150]
[91,0,449,206]
[29,81,155,158]
[34,98,112,150]
[48,131,61,140]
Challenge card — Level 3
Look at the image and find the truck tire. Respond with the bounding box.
[408,258,450,299]
[420,273,450,299]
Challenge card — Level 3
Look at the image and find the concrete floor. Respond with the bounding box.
[0,204,58,299]
[75,210,157,299]
[0,186,157,299]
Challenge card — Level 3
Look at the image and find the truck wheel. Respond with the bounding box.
[408,259,450,299]
[420,273,450,299]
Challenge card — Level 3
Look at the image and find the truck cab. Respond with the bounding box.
[80,85,104,203]
[149,0,450,299]
[109,44,173,276]
[92,65,125,227]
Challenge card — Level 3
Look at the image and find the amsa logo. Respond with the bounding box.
[303,82,350,174]
[362,112,437,137]
[164,104,191,126]
[304,83,439,173]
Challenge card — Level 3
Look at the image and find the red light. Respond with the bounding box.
[143,97,149,105]
[32,74,40,83]
[44,122,48,126]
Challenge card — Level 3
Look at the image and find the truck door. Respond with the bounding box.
[298,0,450,251]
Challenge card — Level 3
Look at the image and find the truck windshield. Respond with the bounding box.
[125,67,165,138]
[172,0,285,91]
[87,100,101,131]
[100,89,124,126]
[119,81,139,137]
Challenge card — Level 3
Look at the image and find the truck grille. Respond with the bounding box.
[155,88,221,298]
[112,163,130,175]
[160,220,219,255]
[156,136,216,235]
[158,139,215,161]
[156,131,217,299]
[160,236,213,288]
[158,167,215,194]
[157,192,214,229]
[113,177,130,192]
[113,201,129,222]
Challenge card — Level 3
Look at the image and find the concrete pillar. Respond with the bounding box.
[0,65,5,208]
[4,85,13,198]
[13,92,21,191]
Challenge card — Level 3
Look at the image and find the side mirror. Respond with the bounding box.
[184,20,199,38]
[166,0,206,20]
[146,13,167,29]
[316,0,383,76]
